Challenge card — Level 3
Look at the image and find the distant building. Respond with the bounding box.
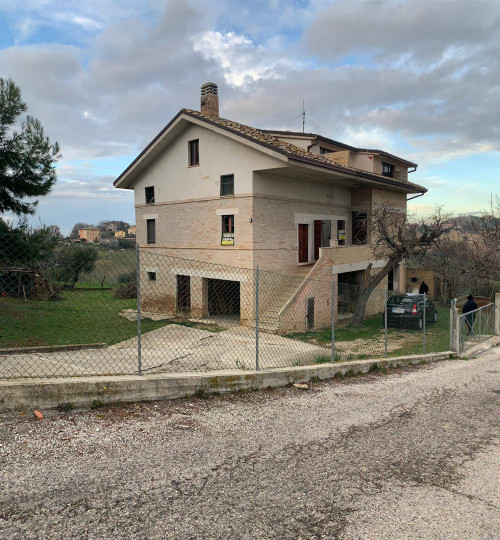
[79,227,100,243]
[114,230,126,238]
[127,225,136,235]
[102,220,129,233]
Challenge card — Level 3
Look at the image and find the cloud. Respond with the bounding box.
[0,0,498,228]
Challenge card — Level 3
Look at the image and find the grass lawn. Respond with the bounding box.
[0,289,219,349]
[286,306,451,360]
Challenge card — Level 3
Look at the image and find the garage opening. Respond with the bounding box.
[177,275,191,314]
[208,279,240,319]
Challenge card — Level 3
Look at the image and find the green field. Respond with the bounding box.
[75,246,136,288]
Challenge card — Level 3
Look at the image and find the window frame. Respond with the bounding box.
[220,174,234,197]
[147,271,157,282]
[146,219,156,245]
[221,215,235,246]
[145,186,155,204]
[382,162,394,178]
[188,139,199,166]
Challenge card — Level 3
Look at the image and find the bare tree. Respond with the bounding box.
[351,203,452,325]
[421,196,500,299]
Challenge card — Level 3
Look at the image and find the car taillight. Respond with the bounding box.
[412,304,417,314]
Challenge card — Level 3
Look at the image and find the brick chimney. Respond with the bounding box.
[200,82,219,119]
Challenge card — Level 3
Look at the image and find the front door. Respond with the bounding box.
[314,220,322,261]
[298,224,309,263]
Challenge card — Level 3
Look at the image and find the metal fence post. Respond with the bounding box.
[255,265,259,371]
[331,277,335,363]
[478,308,482,340]
[423,293,426,354]
[384,288,388,358]
[136,243,142,376]
[449,298,456,351]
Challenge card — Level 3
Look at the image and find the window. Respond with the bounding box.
[220,174,234,196]
[146,219,156,244]
[221,215,234,246]
[319,147,332,154]
[188,139,199,166]
[337,220,346,246]
[352,211,367,245]
[145,186,155,204]
[147,271,157,282]
[382,162,394,178]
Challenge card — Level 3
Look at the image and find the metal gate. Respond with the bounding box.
[458,302,495,353]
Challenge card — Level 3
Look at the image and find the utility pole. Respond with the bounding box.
[302,101,305,133]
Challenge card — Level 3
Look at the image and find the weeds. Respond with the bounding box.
[90,400,105,410]
[56,402,74,413]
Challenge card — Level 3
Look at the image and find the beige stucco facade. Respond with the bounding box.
[116,100,422,332]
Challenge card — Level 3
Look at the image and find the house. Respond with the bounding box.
[114,83,427,330]
[127,225,137,235]
[114,230,126,239]
[101,220,129,233]
[79,227,100,243]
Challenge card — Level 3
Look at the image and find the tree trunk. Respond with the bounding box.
[351,257,400,326]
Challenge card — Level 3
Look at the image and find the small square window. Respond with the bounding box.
[188,139,199,166]
[145,186,155,204]
[146,219,156,244]
[382,162,394,178]
[220,174,234,196]
[147,271,157,281]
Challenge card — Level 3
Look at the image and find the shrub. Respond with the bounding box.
[117,270,136,284]
[115,281,137,299]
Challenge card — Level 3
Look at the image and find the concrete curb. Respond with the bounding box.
[0,351,454,412]
[0,343,108,356]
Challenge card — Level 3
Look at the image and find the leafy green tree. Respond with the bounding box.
[0,218,61,267]
[55,245,99,288]
[0,78,60,215]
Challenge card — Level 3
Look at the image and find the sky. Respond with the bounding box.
[1,0,499,234]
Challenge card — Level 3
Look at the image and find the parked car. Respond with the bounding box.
[384,293,438,329]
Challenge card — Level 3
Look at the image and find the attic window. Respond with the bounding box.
[188,139,199,166]
[319,147,332,154]
[145,186,155,204]
[382,162,394,178]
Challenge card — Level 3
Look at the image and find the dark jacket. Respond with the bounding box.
[419,282,429,295]
[462,299,478,315]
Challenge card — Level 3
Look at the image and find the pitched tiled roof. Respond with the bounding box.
[183,109,426,194]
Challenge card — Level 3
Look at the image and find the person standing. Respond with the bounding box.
[419,281,429,295]
[462,294,478,335]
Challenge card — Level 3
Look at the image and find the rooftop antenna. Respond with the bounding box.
[289,101,306,132]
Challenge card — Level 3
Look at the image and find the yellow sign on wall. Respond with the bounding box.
[221,233,234,246]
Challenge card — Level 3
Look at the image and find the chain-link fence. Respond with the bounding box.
[0,234,467,379]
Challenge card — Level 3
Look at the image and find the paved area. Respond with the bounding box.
[0,325,327,378]
[0,349,499,539]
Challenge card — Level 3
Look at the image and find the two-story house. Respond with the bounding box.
[114,83,426,331]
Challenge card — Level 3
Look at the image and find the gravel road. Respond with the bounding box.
[1,349,499,539]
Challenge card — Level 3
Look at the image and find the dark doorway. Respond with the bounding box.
[177,275,191,314]
[352,211,368,245]
[388,268,394,291]
[298,224,309,263]
[208,279,240,317]
[314,220,322,261]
